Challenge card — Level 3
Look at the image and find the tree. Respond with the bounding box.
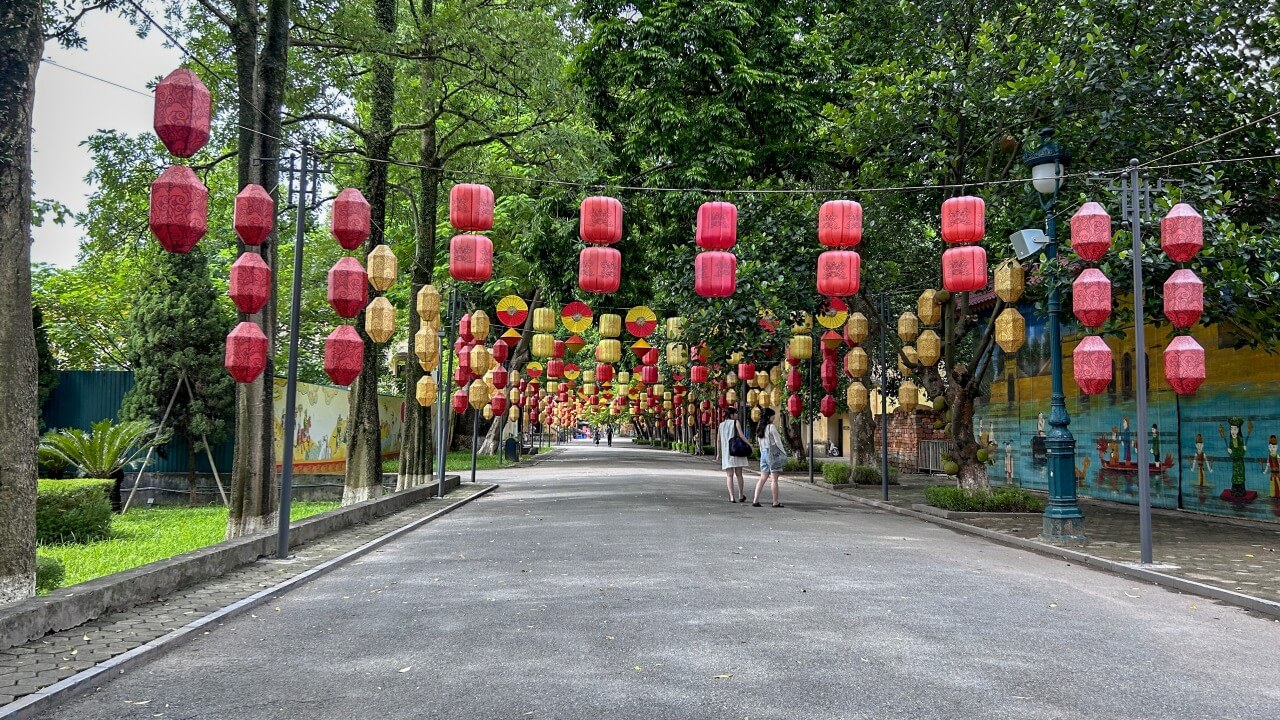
[34,306,60,430]
[39,419,164,512]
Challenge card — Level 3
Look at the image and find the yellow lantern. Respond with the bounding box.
[652,383,665,396]
[995,259,1025,304]
[596,339,622,364]
[769,365,783,386]
[666,342,689,366]
[508,406,520,422]
[726,389,739,404]
[367,244,398,292]
[509,387,520,402]
[790,313,812,335]
[470,344,493,376]
[470,310,491,341]
[897,313,920,343]
[584,383,597,396]
[663,401,673,411]
[415,376,437,407]
[846,382,868,413]
[770,387,783,407]
[599,313,622,338]
[364,296,396,344]
[469,381,490,409]
[746,389,759,406]
[917,330,941,366]
[415,327,439,371]
[788,334,814,360]
[846,312,869,345]
[532,333,555,358]
[725,372,739,388]
[899,345,918,377]
[666,317,686,339]
[754,372,769,391]
[417,285,441,323]
[899,380,919,412]
[995,308,1026,354]
[918,289,941,326]
[533,307,556,332]
[751,407,762,423]
[618,371,631,385]
[582,369,595,384]
[483,405,494,421]
[844,347,868,377]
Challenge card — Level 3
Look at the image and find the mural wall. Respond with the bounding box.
[271,378,404,475]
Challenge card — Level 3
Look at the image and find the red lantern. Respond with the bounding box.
[941,195,985,245]
[492,367,509,390]
[821,358,838,392]
[554,340,567,359]
[233,184,274,246]
[1163,269,1204,329]
[641,365,659,385]
[596,363,614,383]
[547,359,564,379]
[153,68,211,158]
[491,341,509,364]
[820,394,837,417]
[738,362,756,382]
[1070,201,1111,261]
[696,202,738,250]
[491,395,508,414]
[579,246,621,294]
[1072,268,1112,328]
[327,257,369,319]
[331,188,371,250]
[690,365,708,383]
[324,325,365,386]
[818,200,863,248]
[1161,203,1203,262]
[1072,336,1112,395]
[229,252,270,314]
[449,234,493,282]
[786,368,803,392]
[941,246,987,292]
[454,365,470,386]
[816,250,861,297]
[449,183,494,231]
[452,388,470,414]
[694,251,737,297]
[580,196,623,244]
[787,394,804,418]
[149,165,208,253]
[224,321,268,383]
[643,348,660,366]
[1164,336,1205,395]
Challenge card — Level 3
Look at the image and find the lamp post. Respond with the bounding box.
[1023,129,1086,543]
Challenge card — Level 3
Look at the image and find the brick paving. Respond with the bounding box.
[0,484,491,707]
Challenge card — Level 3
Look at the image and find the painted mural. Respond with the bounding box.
[271,379,404,475]
[977,311,1280,523]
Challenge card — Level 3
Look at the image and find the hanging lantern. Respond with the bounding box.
[995,259,1025,303]
[694,251,737,297]
[491,341,509,364]
[149,165,208,253]
[1072,268,1112,328]
[469,344,493,377]
[580,196,623,244]
[599,313,621,338]
[470,310,491,341]
[941,195,985,244]
[417,285,441,323]
[618,370,631,385]
[533,333,555,358]
[897,313,920,343]
[1070,202,1112,261]
[596,339,622,364]
[667,343,689,366]
[533,307,556,332]
[153,68,211,157]
[233,184,273,246]
[367,244,397,292]
[454,365,471,386]
[641,365,659,385]
[898,380,919,412]
[547,359,564,379]
[845,312,869,346]
[415,376,438,407]
[228,252,270,314]
[917,290,941,326]
[696,201,738,249]
[563,334,585,356]
[816,250,861,297]
[224,321,268,383]
[788,334,813,361]
[844,347,868,377]
[1072,336,1112,395]
[1164,269,1204,329]
[451,388,469,414]
[327,257,369,319]
[365,297,396,343]
[642,347,660,365]
[818,394,836,417]
[690,365,708,384]
[324,325,364,386]
[468,382,489,409]
[942,246,988,292]
[579,246,622,295]
[331,188,371,250]
[846,382,868,413]
[915,330,941,366]
[449,183,494,231]
[786,394,803,418]
[995,308,1026,354]
[786,368,803,393]
[1164,335,1206,395]
[738,362,756,384]
[491,393,509,415]
[1161,203,1203,262]
[449,234,493,282]
[415,327,439,371]
[746,389,759,407]
[491,366,509,390]
[818,200,863,247]
[754,372,769,389]
[821,358,838,391]
[508,406,521,422]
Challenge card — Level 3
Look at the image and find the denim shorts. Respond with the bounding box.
[759,447,783,474]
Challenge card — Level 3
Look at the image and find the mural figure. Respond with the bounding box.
[1151,424,1160,465]
[1108,426,1120,465]
[1219,418,1258,504]
[1121,416,1132,464]
[1262,435,1280,498]
[1003,441,1014,485]
[1037,413,1045,436]
[1191,433,1212,487]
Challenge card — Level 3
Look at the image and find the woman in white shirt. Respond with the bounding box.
[752,407,786,507]
[716,407,751,502]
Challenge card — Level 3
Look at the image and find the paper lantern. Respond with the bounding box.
[1070,201,1112,261]
[233,184,273,246]
[818,200,863,247]
[995,308,1026,354]
[417,285,441,322]
[490,366,509,391]
[153,68,210,158]
[224,321,268,383]
[897,313,920,343]
[470,310,491,341]
[579,246,621,294]
[508,406,521,422]
[451,388,469,414]
[596,339,622,364]
[746,389,759,407]
[642,347,660,365]
[228,252,270,315]
[667,343,689,366]
[1072,336,1112,395]
[414,328,439,371]
[331,188,371,250]
[470,345,493,378]
[324,325,365,386]
[844,347,868,377]
[533,307,556,332]
[787,394,803,418]
[580,196,623,244]
[365,297,396,343]
[454,365,470,386]
[696,201,738,250]
[367,244,397,292]
[816,250,861,297]
[738,363,756,384]
[1161,203,1203,262]
[469,380,491,409]
[941,195,985,244]
[995,259,1025,303]
[690,365,708,384]
[1164,269,1204,329]
[942,246,987,292]
[597,313,621,339]
[846,312,869,345]
[491,341,509,364]
[820,394,837,417]
[449,234,493,282]
[641,365,658,385]
[788,334,813,361]
[532,333,554,358]
[821,358,838,392]
[416,376,438,407]
[149,165,208,253]
[846,382,868,413]
[898,380,919,412]
[491,394,508,414]
[755,372,769,389]
[918,290,941,326]
[913,330,941,367]
[327,257,369,318]
[694,251,737,297]
[1164,335,1206,395]
[595,363,615,383]
[786,368,803,393]
[665,317,686,339]
[1072,268,1112,328]
[547,359,564,379]
[449,183,494,231]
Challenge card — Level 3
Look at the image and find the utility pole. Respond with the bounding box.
[1121,159,1156,563]
[879,291,890,501]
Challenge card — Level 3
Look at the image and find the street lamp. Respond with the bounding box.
[1022,128,1086,543]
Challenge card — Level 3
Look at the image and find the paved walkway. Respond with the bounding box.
[35,441,1280,719]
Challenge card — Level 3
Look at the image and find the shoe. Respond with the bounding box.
[772,503,784,508]
[752,502,762,507]
[729,498,737,503]
[738,496,746,503]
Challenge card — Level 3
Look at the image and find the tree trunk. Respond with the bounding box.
[478,290,537,456]
[0,0,41,606]
[948,382,989,491]
[850,407,876,468]
[109,468,124,514]
[187,441,197,506]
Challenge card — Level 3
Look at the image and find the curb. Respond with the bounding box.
[0,483,498,720]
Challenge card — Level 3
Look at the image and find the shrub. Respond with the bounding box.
[36,554,65,593]
[924,485,1046,513]
[36,479,113,544]
[822,463,852,484]
[702,444,715,455]
[633,438,649,445]
[783,456,808,472]
[852,465,899,485]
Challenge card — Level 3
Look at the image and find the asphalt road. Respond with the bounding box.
[49,441,1280,719]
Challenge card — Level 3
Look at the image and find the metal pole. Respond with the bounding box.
[470,405,479,483]
[1128,159,1154,563]
[438,288,457,493]
[879,291,890,501]
[277,145,309,559]
[807,347,815,483]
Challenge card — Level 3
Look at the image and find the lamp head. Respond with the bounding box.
[1022,128,1071,196]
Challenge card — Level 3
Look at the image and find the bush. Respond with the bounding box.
[924,485,1046,513]
[822,463,852,484]
[36,479,113,544]
[852,465,899,485]
[783,456,808,472]
[702,444,715,455]
[36,554,65,593]
[633,438,649,445]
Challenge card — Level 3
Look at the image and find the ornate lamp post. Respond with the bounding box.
[1023,129,1086,543]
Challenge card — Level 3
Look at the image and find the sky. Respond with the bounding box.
[31,12,180,268]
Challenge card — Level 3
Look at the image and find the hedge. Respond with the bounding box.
[36,554,66,593]
[822,463,852,484]
[924,485,1046,513]
[36,478,113,544]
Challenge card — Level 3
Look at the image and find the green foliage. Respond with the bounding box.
[924,485,1046,514]
[822,463,851,484]
[39,419,163,478]
[782,456,808,472]
[852,465,898,485]
[35,479,113,544]
[34,306,59,429]
[36,555,66,594]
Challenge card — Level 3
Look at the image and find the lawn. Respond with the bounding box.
[38,501,338,589]
[381,451,505,474]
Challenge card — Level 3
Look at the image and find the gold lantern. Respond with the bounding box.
[917,289,941,326]
[508,406,520,422]
[618,371,631,385]
[470,344,492,376]
[482,405,494,421]
[417,285,441,323]
[995,308,1026,354]
[788,334,814,360]
[917,330,941,366]
[666,316,686,339]
[597,339,622,364]
[533,307,556,332]
[470,310,491,341]
[995,259,1025,304]
[791,313,812,335]
[897,312,920,343]
[367,244,398,292]
[846,382,868,413]
[582,369,595,384]
[754,371,769,390]
[663,401,673,411]
[599,313,622,338]
[653,383,665,396]
[726,389,739,404]
[846,312,869,345]
[666,342,689,366]
[415,375,437,407]
[726,372,739,388]
[769,365,783,386]
[899,345,918,376]
[662,391,673,401]
[844,347,868,377]
[746,389,759,406]
[415,327,439,371]
[365,296,396,343]
[770,388,783,407]
[584,383,597,396]
[532,333,555,358]
[899,380,919,412]
[751,407,762,423]
[509,387,520,402]
[469,381,490,409]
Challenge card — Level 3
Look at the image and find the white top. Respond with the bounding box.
[719,419,749,469]
[762,424,785,456]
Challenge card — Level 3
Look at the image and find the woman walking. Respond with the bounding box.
[752,408,786,507]
[716,407,751,502]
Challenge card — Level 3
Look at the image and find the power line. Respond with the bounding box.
[1136,108,1280,170]
[39,58,153,98]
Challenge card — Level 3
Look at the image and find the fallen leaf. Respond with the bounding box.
[1124,592,1140,598]
[714,674,733,680]
[399,666,413,673]
[1189,604,1198,610]
[1048,603,1057,608]
[1245,553,1254,558]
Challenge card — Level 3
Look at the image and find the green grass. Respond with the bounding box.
[381,451,505,474]
[37,501,338,589]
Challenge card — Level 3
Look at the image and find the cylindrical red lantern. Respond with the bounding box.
[149,165,208,253]
[1070,201,1112,261]
[690,365,708,384]
[449,234,493,282]
[641,365,659,385]
[452,388,469,414]
[327,257,369,319]
[941,246,987,292]
[579,246,621,294]
[738,362,756,383]
[547,359,565,379]
[580,196,623,244]
[941,195,985,244]
[1165,336,1206,395]
[224,321,268,383]
[821,358,838,392]
[818,200,862,248]
[153,68,211,158]
[331,188,371,250]
[694,251,737,297]
[449,183,494,231]
[696,201,738,250]
[816,250,861,297]
[324,325,365,386]
[820,394,837,417]
[1161,203,1203,262]
[787,394,803,418]
[643,348,660,366]
[229,252,270,314]
[1072,335,1112,395]
[491,394,508,415]
[596,363,614,383]
[786,368,803,393]
[554,340,567,359]
[454,366,470,386]
[1072,268,1112,328]
[233,184,274,246]
[1163,269,1204,329]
